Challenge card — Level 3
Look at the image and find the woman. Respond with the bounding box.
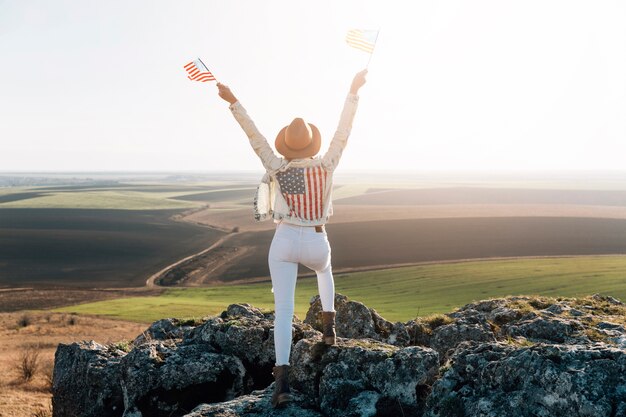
[217,69,367,408]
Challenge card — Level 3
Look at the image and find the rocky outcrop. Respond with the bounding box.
[305,293,412,346]
[425,341,626,417]
[53,292,626,417]
[289,338,438,416]
[53,340,126,417]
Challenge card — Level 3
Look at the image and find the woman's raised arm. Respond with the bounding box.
[321,69,367,171]
[217,82,283,172]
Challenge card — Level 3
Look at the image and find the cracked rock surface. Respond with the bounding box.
[53,293,626,416]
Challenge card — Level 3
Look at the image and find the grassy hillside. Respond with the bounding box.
[0,188,200,210]
[0,183,256,210]
[52,255,626,323]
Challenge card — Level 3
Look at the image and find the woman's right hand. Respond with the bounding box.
[217,82,238,104]
[350,69,368,95]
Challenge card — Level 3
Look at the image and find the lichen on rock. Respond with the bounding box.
[52,292,626,417]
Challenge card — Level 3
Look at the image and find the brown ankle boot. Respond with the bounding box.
[321,311,336,345]
[271,364,292,408]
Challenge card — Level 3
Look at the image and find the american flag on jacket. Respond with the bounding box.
[276,166,328,221]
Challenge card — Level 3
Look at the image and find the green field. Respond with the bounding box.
[0,182,257,210]
[52,255,626,323]
[0,187,202,210]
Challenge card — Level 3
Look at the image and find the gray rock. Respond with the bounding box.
[305,293,410,346]
[545,302,568,315]
[610,335,626,349]
[344,391,381,417]
[487,305,522,324]
[133,318,199,346]
[616,401,626,416]
[596,321,625,331]
[119,342,247,416]
[53,292,626,417]
[425,341,626,417]
[591,293,624,305]
[186,316,276,368]
[386,320,411,346]
[290,337,439,416]
[184,386,322,416]
[568,308,586,317]
[306,294,383,341]
[503,316,585,344]
[404,320,435,347]
[184,303,319,392]
[543,302,592,318]
[221,303,267,319]
[429,309,496,362]
[456,298,508,313]
[52,340,125,417]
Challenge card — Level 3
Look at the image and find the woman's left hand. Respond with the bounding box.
[217,82,238,104]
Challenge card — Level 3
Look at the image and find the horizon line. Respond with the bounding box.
[2,168,626,174]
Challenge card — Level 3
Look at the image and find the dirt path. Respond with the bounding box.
[0,287,34,292]
[145,233,236,287]
[179,245,253,287]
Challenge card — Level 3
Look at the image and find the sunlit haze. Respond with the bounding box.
[1,0,624,172]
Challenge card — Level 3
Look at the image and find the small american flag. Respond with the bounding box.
[276,166,328,221]
[346,29,379,53]
[183,58,216,82]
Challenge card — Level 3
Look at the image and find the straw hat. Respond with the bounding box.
[275,117,321,159]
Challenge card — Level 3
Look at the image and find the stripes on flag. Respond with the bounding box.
[183,58,216,82]
[345,29,379,53]
[276,166,328,221]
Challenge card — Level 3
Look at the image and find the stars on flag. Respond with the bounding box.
[276,166,328,221]
[183,58,216,82]
[277,167,307,194]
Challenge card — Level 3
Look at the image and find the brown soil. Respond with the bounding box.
[157,204,626,288]
[335,187,626,206]
[0,311,147,417]
[201,216,626,283]
[180,203,626,233]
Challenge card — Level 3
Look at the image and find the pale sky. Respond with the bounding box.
[1,0,624,172]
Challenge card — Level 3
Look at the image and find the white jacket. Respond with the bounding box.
[229,93,360,226]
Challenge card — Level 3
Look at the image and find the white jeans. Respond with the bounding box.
[268,221,336,366]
